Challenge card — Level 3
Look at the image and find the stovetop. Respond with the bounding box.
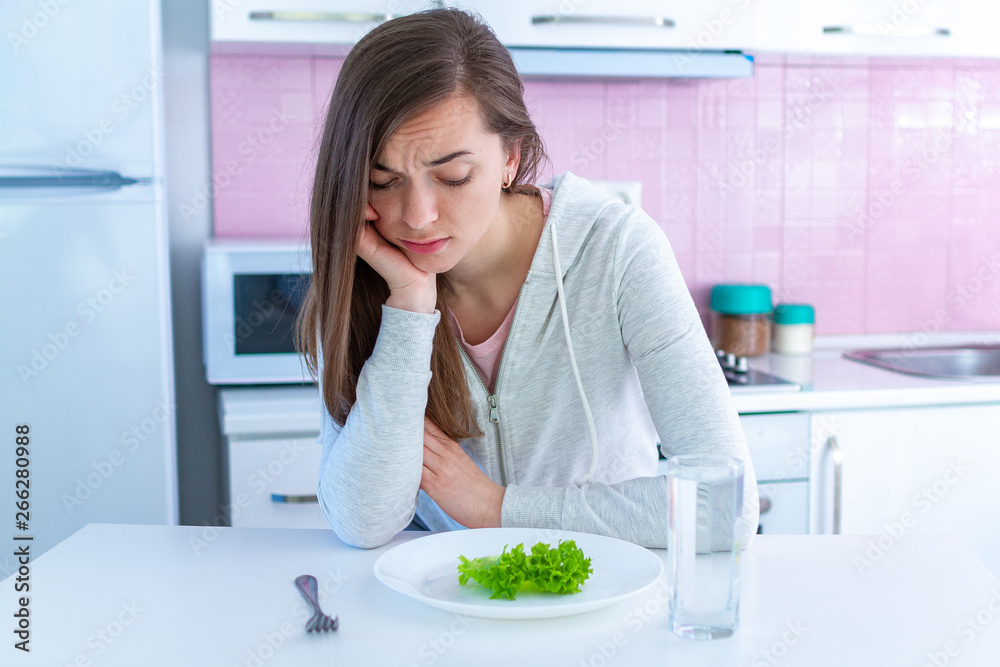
[718,352,801,393]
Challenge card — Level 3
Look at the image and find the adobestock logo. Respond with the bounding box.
[181,107,294,222]
[571,118,627,174]
[17,268,134,384]
[50,67,163,172]
[222,288,291,348]
[56,600,144,665]
[854,459,968,575]
[845,127,954,242]
[921,590,1000,667]
[7,0,72,53]
[403,612,477,666]
[750,620,809,667]
[61,398,174,514]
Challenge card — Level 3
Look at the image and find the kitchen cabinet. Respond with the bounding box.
[455,0,756,51]
[755,0,1000,58]
[227,434,327,529]
[810,404,1000,576]
[219,387,327,529]
[210,0,756,50]
[210,0,1000,59]
[209,0,755,77]
[741,412,810,535]
[657,412,811,535]
[210,0,435,46]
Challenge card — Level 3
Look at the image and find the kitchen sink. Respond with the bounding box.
[844,345,1000,380]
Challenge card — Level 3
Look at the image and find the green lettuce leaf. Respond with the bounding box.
[457,540,593,600]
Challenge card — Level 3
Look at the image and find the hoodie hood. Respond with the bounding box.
[526,171,624,281]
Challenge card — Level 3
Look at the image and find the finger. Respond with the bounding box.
[423,416,448,439]
[420,464,436,493]
[358,221,399,260]
[422,441,445,467]
[356,222,380,262]
[424,418,461,452]
[423,427,451,454]
[424,417,451,442]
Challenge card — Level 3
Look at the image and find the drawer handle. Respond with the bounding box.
[249,11,394,24]
[822,24,950,38]
[759,497,772,514]
[826,436,843,535]
[531,15,675,29]
[271,493,318,504]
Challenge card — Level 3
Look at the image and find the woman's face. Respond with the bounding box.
[366,93,519,276]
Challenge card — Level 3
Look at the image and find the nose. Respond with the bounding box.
[400,181,437,230]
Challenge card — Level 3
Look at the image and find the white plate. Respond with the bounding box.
[373,528,664,619]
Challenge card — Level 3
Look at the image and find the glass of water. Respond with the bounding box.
[665,455,745,640]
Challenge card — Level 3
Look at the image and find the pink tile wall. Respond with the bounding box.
[209,54,1000,335]
[209,55,339,239]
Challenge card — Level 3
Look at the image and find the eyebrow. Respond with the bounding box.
[373,150,473,173]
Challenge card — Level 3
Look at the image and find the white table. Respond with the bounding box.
[5,525,999,666]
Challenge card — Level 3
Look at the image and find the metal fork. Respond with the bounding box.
[294,574,339,632]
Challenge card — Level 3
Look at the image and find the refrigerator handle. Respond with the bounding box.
[0,166,150,193]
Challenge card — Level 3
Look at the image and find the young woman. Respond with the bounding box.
[296,8,759,549]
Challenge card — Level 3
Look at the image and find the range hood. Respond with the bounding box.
[509,47,754,79]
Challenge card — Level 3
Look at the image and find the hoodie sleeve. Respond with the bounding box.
[316,305,439,548]
[500,209,759,548]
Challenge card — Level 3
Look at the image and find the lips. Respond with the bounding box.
[399,238,449,255]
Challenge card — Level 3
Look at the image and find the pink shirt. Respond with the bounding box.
[446,187,552,393]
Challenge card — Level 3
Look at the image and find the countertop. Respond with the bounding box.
[6,524,999,666]
[733,332,1000,413]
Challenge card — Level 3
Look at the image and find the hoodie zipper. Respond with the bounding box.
[452,281,528,488]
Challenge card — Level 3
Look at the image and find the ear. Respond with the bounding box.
[505,139,522,182]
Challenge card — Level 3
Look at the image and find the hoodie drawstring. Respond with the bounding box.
[549,223,599,485]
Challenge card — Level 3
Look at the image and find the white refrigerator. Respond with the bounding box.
[0,0,178,561]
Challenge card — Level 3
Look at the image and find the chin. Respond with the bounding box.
[408,253,459,276]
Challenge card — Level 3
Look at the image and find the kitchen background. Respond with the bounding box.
[161,2,1000,526]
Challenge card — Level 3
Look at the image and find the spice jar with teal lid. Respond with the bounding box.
[772,303,815,355]
[710,284,773,357]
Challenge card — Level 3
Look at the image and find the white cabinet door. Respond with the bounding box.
[758,481,809,535]
[211,0,438,45]
[811,405,1000,577]
[227,435,328,529]
[740,412,810,484]
[457,0,756,51]
[741,412,810,535]
[756,0,999,58]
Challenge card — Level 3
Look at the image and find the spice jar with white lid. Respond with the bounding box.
[772,304,815,355]
[709,284,772,357]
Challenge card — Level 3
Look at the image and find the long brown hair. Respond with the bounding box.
[296,8,547,440]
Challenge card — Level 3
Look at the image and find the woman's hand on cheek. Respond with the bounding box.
[420,417,504,529]
[356,204,437,314]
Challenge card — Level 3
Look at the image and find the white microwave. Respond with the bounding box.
[202,240,314,384]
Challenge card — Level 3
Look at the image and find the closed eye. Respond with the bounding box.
[369,179,396,191]
[444,175,471,188]
[370,175,471,190]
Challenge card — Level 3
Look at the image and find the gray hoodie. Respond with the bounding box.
[318,171,759,548]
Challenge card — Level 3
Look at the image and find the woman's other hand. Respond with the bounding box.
[420,417,504,528]
[357,204,437,314]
